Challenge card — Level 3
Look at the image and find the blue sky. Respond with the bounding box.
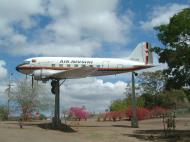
[0,0,189,112]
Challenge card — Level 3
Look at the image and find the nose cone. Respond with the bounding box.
[16,65,20,72]
[16,65,32,75]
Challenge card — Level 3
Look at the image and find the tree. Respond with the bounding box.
[139,70,165,95]
[158,89,189,109]
[109,99,127,111]
[12,80,53,120]
[154,8,190,89]
[138,71,165,108]
[139,93,154,108]
[109,96,145,111]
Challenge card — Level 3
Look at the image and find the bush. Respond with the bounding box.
[69,107,89,120]
[0,106,8,121]
[39,114,47,120]
[126,107,150,120]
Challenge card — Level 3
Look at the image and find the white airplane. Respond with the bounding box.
[16,42,154,82]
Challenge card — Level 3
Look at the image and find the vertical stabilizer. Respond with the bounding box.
[128,42,153,65]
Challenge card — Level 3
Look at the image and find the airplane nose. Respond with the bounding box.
[16,65,20,72]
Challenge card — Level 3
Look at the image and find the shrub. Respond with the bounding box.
[0,106,8,121]
[69,107,89,120]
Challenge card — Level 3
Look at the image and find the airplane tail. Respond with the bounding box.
[128,42,153,65]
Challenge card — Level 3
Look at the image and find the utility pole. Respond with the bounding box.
[7,73,13,119]
[131,72,139,128]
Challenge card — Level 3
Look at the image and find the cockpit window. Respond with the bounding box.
[32,59,36,62]
[19,61,30,66]
[24,61,30,64]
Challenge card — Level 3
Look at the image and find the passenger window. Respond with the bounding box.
[97,65,100,68]
[89,65,93,67]
[82,64,86,67]
[59,64,63,67]
[52,64,55,67]
[74,64,78,67]
[67,64,70,67]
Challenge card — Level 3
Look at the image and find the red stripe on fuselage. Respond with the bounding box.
[18,66,150,72]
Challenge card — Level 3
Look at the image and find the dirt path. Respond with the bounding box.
[0,117,190,142]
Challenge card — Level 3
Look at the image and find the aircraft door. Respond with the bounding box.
[117,64,124,73]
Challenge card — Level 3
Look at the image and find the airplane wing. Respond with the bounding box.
[50,67,97,79]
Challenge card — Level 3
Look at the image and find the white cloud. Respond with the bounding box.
[0,0,44,45]
[0,60,7,79]
[0,77,127,112]
[0,0,133,57]
[140,3,189,30]
[0,60,8,104]
[45,78,127,112]
[10,40,101,57]
[0,0,44,20]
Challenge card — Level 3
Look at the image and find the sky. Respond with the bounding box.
[0,0,189,113]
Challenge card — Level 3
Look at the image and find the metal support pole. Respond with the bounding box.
[52,80,61,129]
[131,72,139,128]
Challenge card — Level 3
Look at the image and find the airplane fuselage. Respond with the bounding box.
[16,42,154,81]
[16,57,152,79]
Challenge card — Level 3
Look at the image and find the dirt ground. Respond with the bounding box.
[0,116,190,142]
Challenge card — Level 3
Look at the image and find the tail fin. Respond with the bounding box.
[128,42,153,65]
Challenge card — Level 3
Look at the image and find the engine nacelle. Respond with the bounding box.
[33,69,60,80]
